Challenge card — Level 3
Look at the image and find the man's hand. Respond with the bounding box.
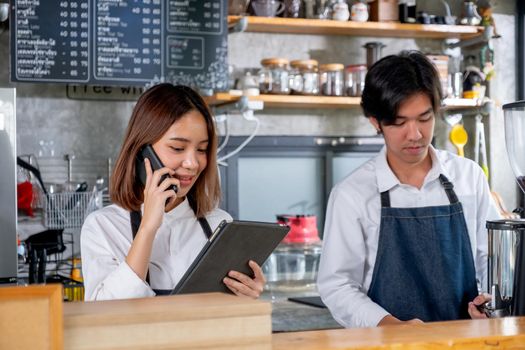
[468,293,491,319]
[378,315,424,326]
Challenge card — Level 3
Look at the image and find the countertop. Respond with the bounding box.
[261,291,343,333]
[273,316,525,349]
[272,298,342,333]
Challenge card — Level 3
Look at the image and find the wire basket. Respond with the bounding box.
[43,190,104,229]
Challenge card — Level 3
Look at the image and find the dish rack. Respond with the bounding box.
[42,190,104,229]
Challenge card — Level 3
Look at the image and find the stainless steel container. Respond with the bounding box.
[486,219,525,316]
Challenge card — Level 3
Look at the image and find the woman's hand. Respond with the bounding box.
[468,293,491,319]
[223,260,265,299]
[140,158,179,233]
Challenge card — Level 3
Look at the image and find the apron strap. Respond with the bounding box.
[129,196,213,286]
[380,174,460,208]
[130,210,151,284]
[380,191,391,208]
[438,174,459,204]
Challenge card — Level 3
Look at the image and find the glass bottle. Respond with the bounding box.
[258,58,290,94]
[344,64,367,97]
[319,63,344,96]
[289,59,320,95]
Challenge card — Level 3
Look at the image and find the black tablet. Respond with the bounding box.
[172,220,289,295]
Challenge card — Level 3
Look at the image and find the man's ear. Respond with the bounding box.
[368,117,382,134]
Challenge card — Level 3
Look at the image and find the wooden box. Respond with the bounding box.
[63,292,271,350]
[0,284,63,350]
[370,0,399,22]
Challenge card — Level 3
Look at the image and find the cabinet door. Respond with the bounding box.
[331,152,374,185]
[238,157,324,229]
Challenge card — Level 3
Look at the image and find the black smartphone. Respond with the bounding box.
[135,144,178,193]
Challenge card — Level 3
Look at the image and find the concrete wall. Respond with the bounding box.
[0,0,519,208]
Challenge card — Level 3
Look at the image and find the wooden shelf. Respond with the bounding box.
[442,97,485,110]
[228,16,484,40]
[206,93,360,108]
[206,93,484,110]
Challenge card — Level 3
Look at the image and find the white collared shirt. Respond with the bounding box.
[81,198,232,301]
[317,146,501,328]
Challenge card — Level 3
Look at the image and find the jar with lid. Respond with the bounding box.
[344,64,367,97]
[289,59,320,95]
[258,58,290,94]
[319,63,344,96]
[263,215,322,298]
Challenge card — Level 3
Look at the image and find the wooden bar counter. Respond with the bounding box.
[273,317,525,349]
[63,292,271,350]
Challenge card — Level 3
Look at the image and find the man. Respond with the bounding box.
[317,51,500,328]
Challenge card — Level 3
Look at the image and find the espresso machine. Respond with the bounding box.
[485,101,525,317]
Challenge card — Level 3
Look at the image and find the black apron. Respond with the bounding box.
[130,198,212,295]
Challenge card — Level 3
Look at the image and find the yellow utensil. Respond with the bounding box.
[449,124,468,157]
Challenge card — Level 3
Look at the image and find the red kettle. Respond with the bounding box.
[276,214,320,244]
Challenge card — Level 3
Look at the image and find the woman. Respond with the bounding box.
[81,84,265,301]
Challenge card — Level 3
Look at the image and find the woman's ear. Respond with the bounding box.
[368,117,382,134]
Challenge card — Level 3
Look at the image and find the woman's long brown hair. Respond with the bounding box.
[110,84,221,218]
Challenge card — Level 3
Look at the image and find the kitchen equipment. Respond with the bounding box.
[350,0,369,22]
[448,72,463,98]
[319,63,344,96]
[277,214,320,244]
[332,0,350,21]
[485,220,525,317]
[460,0,481,26]
[363,42,386,69]
[26,229,66,284]
[398,0,416,23]
[370,0,398,22]
[0,88,17,284]
[228,0,251,15]
[303,0,331,19]
[344,64,367,97]
[449,124,468,157]
[474,114,489,178]
[289,59,320,95]
[263,215,322,297]
[484,100,525,317]
[251,0,285,17]
[503,101,525,194]
[258,58,290,94]
[283,0,301,17]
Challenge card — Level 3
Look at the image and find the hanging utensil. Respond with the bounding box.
[449,124,468,157]
[475,114,489,179]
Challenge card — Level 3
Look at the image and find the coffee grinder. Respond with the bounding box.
[485,101,525,317]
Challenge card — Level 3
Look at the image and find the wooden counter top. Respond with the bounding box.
[272,317,525,349]
[64,293,272,350]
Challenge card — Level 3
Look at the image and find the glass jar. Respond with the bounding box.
[258,58,290,94]
[344,64,367,97]
[319,63,344,96]
[289,59,319,95]
[263,241,322,296]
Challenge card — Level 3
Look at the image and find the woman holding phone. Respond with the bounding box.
[81,84,265,301]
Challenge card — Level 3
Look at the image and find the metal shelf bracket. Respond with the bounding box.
[228,16,248,34]
[443,25,494,51]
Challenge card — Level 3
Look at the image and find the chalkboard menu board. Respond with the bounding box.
[10,0,228,90]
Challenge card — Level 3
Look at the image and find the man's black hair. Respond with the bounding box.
[360,51,443,126]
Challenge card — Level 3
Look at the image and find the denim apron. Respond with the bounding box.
[367,174,479,321]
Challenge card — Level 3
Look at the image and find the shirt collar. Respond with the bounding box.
[375,145,447,192]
